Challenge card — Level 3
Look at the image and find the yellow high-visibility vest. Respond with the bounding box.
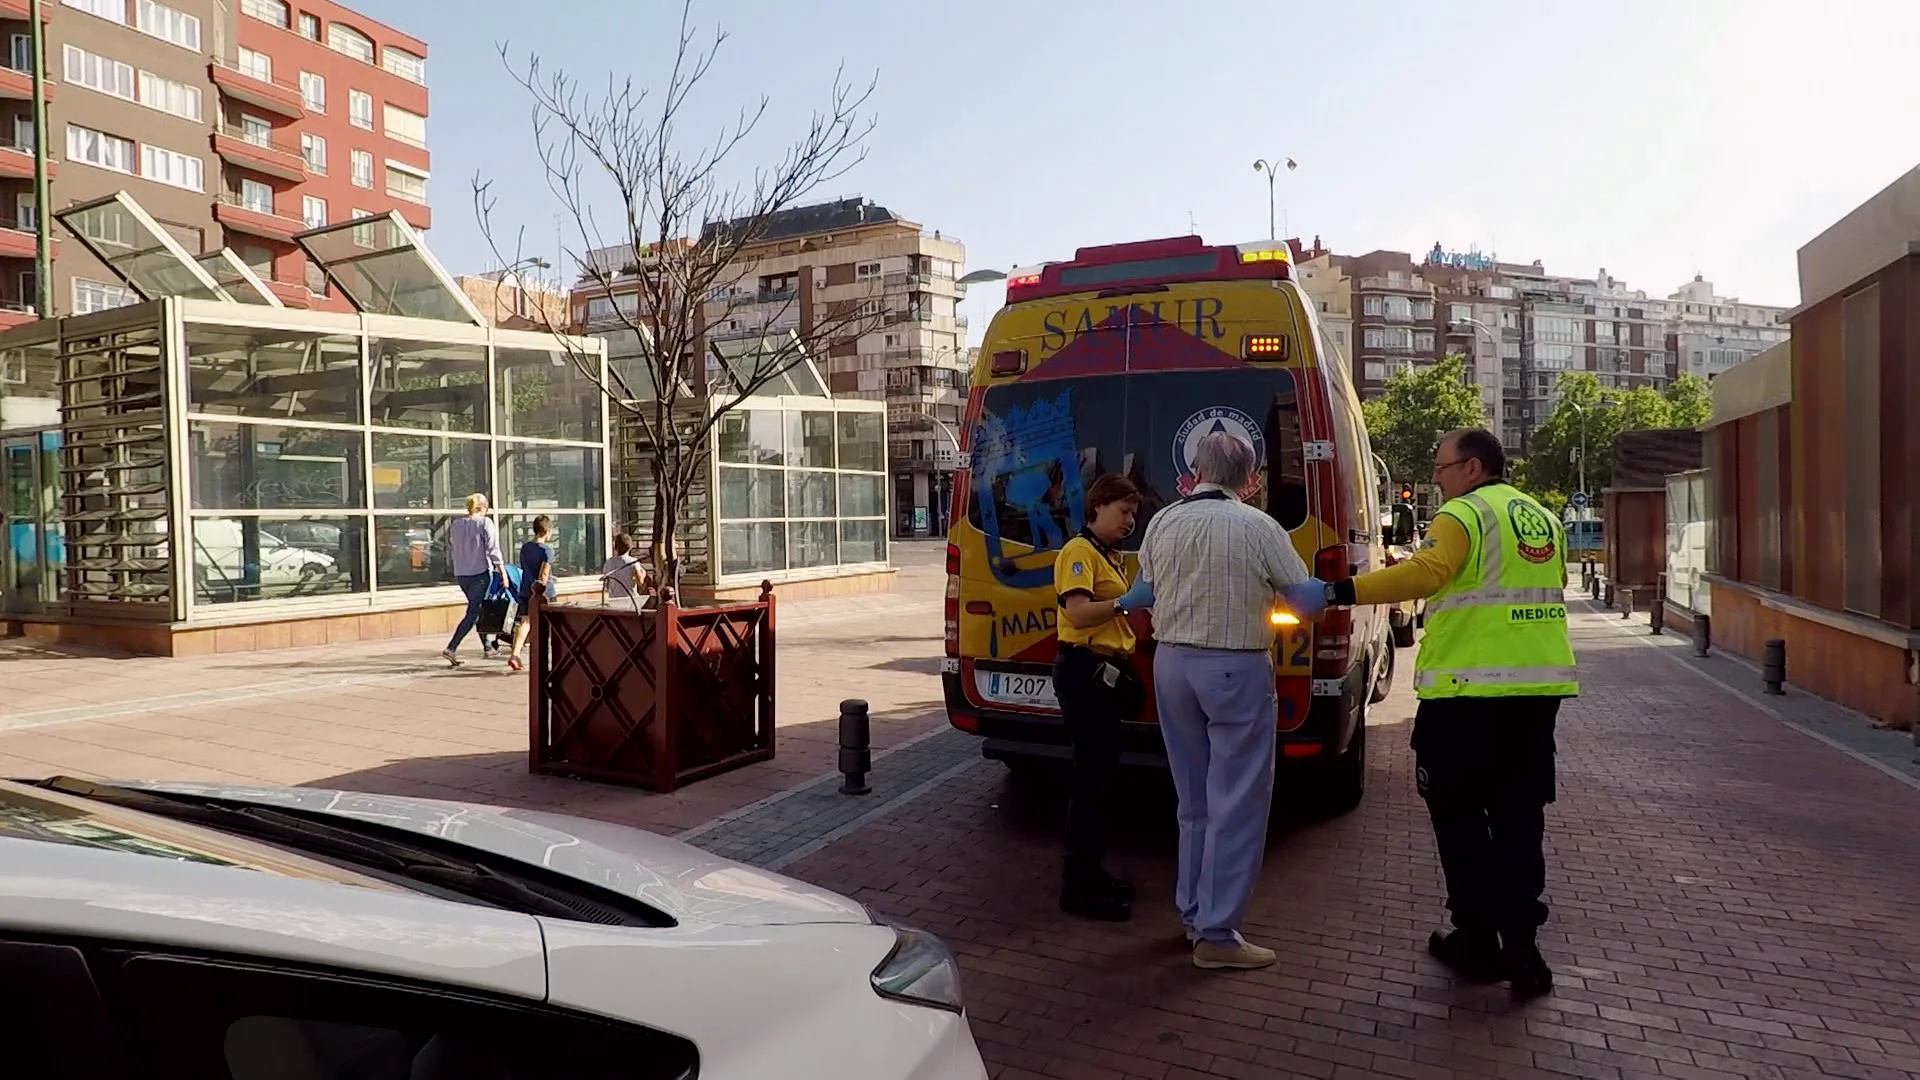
[1414,482,1579,700]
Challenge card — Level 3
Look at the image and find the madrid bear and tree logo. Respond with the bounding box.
[1173,406,1266,498]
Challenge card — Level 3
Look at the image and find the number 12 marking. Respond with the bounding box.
[1288,628,1311,667]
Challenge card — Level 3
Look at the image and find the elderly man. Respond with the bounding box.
[1120,430,1311,970]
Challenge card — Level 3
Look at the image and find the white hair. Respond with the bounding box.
[1192,431,1257,491]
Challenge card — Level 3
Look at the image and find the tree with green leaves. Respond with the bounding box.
[1518,372,1711,498]
[1360,353,1489,491]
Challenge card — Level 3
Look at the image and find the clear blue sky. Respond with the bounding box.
[356,0,1920,333]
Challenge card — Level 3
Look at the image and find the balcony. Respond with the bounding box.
[0,61,52,103]
[1358,276,1430,294]
[209,58,306,119]
[0,136,52,180]
[214,195,306,242]
[0,217,46,259]
[754,287,797,304]
[0,300,36,329]
[211,124,309,182]
[0,0,52,19]
[261,278,313,308]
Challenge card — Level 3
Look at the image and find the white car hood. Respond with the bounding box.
[108,781,873,928]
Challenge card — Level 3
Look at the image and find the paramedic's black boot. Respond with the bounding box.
[1427,928,1503,984]
[1502,931,1554,1001]
[1060,862,1131,922]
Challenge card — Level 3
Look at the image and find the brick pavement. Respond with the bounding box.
[777,598,1920,1080]
[0,543,953,836]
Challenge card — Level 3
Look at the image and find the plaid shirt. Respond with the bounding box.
[1137,486,1312,651]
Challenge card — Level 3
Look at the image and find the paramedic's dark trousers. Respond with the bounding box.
[1052,644,1123,871]
[1411,697,1560,941]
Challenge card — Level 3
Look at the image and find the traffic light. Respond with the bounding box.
[1397,485,1414,503]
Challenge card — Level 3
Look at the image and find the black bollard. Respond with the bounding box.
[838,699,872,795]
[1621,588,1633,618]
[1603,581,1615,608]
[1589,575,1600,600]
[1649,596,1665,635]
[1762,639,1787,696]
[1693,613,1711,657]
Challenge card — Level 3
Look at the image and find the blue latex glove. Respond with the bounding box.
[1115,577,1155,611]
[1281,578,1331,620]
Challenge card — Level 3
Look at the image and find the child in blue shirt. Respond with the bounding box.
[506,516,556,671]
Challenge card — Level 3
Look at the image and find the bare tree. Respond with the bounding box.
[475,0,882,594]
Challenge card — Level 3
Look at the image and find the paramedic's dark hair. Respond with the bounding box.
[1448,428,1506,479]
[1085,474,1141,514]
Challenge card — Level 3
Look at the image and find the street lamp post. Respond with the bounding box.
[1567,401,1589,506]
[1251,157,1297,241]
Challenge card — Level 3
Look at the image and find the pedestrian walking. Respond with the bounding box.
[1126,431,1311,970]
[442,493,507,668]
[505,516,558,672]
[1283,427,1573,1000]
[1052,474,1151,922]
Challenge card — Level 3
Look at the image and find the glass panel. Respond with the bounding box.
[496,346,603,442]
[716,409,782,465]
[295,212,482,323]
[53,192,228,301]
[189,515,367,604]
[499,513,606,579]
[720,521,784,575]
[369,339,487,433]
[837,473,885,517]
[188,422,365,511]
[786,470,835,518]
[835,411,884,472]
[193,250,278,305]
[372,514,453,591]
[839,519,885,564]
[789,520,836,569]
[497,445,602,510]
[784,410,835,467]
[717,466,783,520]
[370,433,489,510]
[184,325,361,424]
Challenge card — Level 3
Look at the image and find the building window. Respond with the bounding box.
[238,114,272,146]
[349,89,373,129]
[301,195,327,229]
[381,47,425,84]
[300,71,325,112]
[63,45,135,100]
[1413,331,1435,352]
[61,0,124,23]
[298,12,319,39]
[1362,327,1413,351]
[8,34,27,72]
[135,0,201,51]
[240,0,288,27]
[65,124,133,174]
[138,70,202,121]
[384,163,425,204]
[326,22,375,64]
[855,261,880,279]
[301,132,326,174]
[237,47,272,82]
[239,177,273,214]
[1450,303,1471,324]
[140,144,203,192]
[350,148,373,188]
[1362,295,1381,316]
[383,104,425,148]
[73,278,136,314]
[15,192,34,230]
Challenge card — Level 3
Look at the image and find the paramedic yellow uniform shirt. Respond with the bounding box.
[1054,535,1137,654]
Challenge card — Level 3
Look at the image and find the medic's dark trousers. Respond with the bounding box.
[1411,696,1561,939]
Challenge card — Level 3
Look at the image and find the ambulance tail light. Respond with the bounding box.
[988,350,1027,377]
[944,544,961,657]
[1312,545,1353,677]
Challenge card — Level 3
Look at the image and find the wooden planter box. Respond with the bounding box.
[527,583,777,792]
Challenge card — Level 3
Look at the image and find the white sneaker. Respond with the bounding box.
[440,649,462,668]
[1192,934,1277,970]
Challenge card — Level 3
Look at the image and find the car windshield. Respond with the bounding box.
[964,368,1306,561]
[23,778,675,928]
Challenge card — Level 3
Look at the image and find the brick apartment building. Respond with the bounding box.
[0,0,426,324]
[574,197,971,537]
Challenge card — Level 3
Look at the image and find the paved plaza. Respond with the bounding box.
[3,544,1919,1079]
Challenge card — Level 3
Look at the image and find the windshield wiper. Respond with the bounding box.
[33,778,671,927]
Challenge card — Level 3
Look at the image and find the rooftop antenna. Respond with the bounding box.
[1187,210,1197,235]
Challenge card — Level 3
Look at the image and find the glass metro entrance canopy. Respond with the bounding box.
[54,192,485,325]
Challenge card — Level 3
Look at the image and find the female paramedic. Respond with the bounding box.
[1052,473,1154,922]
